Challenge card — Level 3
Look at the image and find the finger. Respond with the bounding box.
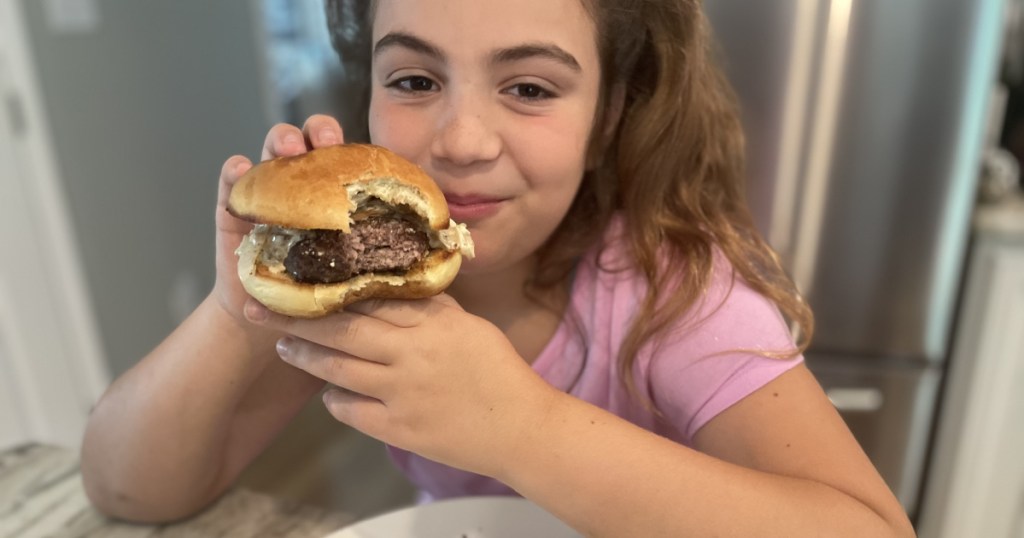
[261,123,308,161]
[216,157,256,234]
[433,293,462,308]
[344,298,432,328]
[245,298,397,364]
[277,336,390,398]
[345,294,464,328]
[301,114,345,148]
[322,387,390,439]
[217,155,253,208]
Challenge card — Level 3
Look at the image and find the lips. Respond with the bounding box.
[444,193,507,222]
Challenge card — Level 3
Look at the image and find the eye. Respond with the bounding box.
[504,83,556,102]
[387,76,439,94]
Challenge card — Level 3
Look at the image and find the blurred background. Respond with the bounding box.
[0,0,1022,535]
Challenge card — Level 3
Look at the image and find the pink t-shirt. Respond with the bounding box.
[388,219,803,501]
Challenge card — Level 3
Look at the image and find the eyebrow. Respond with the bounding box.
[492,43,582,72]
[374,32,445,62]
[373,32,582,73]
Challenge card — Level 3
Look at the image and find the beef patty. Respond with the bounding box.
[284,216,430,284]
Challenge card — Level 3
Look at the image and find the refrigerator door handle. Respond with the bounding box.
[790,0,855,298]
[768,0,820,264]
[826,387,885,412]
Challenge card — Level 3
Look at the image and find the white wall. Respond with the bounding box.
[16,0,275,378]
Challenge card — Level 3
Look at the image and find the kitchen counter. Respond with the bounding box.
[0,443,354,537]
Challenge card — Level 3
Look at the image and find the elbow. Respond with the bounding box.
[81,463,220,524]
[79,441,223,524]
[881,500,918,538]
[891,518,918,538]
[882,524,917,538]
[80,467,152,523]
[862,507,917,538]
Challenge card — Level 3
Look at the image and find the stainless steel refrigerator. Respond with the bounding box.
[705,0,1006,518]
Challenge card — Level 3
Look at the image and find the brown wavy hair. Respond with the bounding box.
[326,0,814,404]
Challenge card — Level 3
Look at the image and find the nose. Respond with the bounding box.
[430,92,502,166]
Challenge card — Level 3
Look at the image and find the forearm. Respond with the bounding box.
[81,294,324,522]
[499,392,913,538]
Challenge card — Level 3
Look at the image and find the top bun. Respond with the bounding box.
[227,144,450,233]
[224,143,474,318]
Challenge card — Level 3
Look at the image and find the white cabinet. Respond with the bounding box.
[917,196,1024,538]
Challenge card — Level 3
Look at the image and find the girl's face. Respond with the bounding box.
[369,0,602,276]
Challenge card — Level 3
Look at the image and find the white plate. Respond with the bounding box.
[325,496,582,538]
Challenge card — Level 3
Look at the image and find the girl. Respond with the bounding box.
[82,1,916,536]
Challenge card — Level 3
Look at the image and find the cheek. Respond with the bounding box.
[512,113,593,186]
[368,97,432,154]
[367,97,399,147]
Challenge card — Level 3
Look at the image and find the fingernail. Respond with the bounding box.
[318,129,338,145]
[244,300,268,322]
[276,337,292,360]
[283,133,302,147]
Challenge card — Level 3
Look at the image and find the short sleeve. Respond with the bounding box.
[648,262,803,443]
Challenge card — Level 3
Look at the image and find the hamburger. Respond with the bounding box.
[226,143,474,318]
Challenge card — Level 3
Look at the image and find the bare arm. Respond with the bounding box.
[81,116,345,523]
[80,296,323,522]
[241,294,916,537]
[499,364,916,537]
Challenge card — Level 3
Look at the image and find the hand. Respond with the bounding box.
[211,115,345,324]
[243,294,560,478]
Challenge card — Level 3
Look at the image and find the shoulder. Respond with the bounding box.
[646,253,803,441]
[578,216,792,344]
[682,250,797,353]
[576,215,802,441]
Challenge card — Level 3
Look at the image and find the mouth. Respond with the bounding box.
[444,193,508,222]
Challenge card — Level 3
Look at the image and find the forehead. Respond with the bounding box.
[372,0,598,65]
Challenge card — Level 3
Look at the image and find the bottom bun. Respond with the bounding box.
[238,247,462,318]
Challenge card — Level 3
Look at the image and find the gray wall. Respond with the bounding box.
[20,1,274,376]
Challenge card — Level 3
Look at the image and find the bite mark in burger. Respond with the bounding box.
[226,144,474,318]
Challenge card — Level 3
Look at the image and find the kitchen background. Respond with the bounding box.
[0,0,1021,536]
